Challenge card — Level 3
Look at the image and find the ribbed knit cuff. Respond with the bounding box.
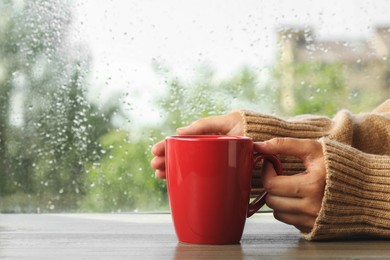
[240,110,333,176]
[241,110,333,141]
[303,138,390,240]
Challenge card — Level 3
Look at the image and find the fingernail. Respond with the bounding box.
[176,126,189,133]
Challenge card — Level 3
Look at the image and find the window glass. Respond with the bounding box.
[1,0,389,213]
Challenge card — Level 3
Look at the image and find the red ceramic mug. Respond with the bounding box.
[165,135,282,245]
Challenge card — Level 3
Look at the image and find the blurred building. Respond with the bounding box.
[277,26,390,111]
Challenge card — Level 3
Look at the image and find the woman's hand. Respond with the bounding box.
[150,111,244,179]
[255,138,326,233]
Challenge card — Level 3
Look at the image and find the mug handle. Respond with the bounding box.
[247,154,283,217]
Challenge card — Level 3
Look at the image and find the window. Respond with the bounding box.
[1,0,389,213]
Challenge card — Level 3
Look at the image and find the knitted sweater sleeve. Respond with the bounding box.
[305,138,390,240]
[240,100,390,240]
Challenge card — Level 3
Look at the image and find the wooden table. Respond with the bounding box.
[0,213,389,259]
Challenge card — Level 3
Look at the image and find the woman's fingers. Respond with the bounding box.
[151,140,165,156]
[150,156,165,170]
[154,169,166,179]
[176,112,244,136]
[262,161,307,198]
[151,156,166,179]
[151,112,244,180]
[176,115,227,135]
[151,141,166,179]
[266,193,321,217]
[255,137,321,159]
[258,137,326,233]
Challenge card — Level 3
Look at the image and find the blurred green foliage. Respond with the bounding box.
[289,62,346,116]
[0,0,114,212]
[156,65,276,130]
[275,61,387,117]
[81,130,167,212]
[80,65,276,212]
[0,0,385,213]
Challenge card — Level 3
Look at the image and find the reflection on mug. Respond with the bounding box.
[174,242,244,260]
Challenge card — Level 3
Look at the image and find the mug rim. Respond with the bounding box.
[166,135,252,141]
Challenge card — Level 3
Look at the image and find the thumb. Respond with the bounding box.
[176,115,226,135]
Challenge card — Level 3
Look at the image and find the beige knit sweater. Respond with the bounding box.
[241,100,390,240]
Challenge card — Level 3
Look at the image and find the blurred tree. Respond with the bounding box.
[81,65,277,211]
[0,0,14,195]
[275,62,346,117]
[157,64,278,131]
[275,59,385,117]
[0,0,115,211]
[30,64,115,210]
[81,130,167,212]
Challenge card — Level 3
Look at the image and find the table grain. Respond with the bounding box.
[0,213,389,259]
